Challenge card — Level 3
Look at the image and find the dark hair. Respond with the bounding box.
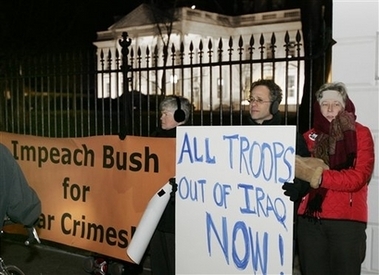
[250,79,283,103]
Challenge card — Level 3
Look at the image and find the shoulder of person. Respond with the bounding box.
[355,122,374,141]
[355,122,371,132]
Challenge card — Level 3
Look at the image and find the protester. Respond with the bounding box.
[245,78,283,125]
[290,82,375,275]
[246,78,310,172]
[0,143,41,228]
[149,95,191,275]
[246,79,310,273]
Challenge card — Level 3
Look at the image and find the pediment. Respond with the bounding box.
[109,4,156,29]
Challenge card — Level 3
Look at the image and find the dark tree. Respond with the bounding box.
[298,0,334,132]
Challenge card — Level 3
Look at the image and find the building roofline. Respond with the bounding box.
[95,4,300,43]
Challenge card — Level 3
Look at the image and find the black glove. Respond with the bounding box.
[282,178,310,202]
[169,177,177,203]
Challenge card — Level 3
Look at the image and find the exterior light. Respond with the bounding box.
[170,75,178,83]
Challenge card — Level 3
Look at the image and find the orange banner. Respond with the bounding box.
[0,132,175,262]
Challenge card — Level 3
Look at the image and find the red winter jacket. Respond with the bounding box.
[297,123,375,222]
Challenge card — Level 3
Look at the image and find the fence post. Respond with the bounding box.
[119,32,132,138]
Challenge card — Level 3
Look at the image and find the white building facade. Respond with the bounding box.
[94,4,304,111]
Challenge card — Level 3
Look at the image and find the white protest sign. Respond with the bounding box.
[176,126,296,275]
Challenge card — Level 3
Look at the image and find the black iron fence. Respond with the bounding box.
[0,31,306,137]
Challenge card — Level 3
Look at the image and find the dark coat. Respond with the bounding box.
[0,143,41,227]
[150,127,176,233]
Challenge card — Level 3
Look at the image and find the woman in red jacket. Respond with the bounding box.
[296,82,375,275]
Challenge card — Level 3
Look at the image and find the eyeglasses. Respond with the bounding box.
[247,97,272,104]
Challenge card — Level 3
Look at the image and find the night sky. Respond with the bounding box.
[0,0,223,54]
[0,0,297,56]
[0,0,144,54]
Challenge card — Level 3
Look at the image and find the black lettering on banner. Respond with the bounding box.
[62,177,90,202]
[102,145,159,172]
[11,140,95,168]
[38,213,55,230]
[60,213,131,248]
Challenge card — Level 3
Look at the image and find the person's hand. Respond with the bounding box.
[282,179,310,202]
[169,177,177,202]
[169,177,177,192]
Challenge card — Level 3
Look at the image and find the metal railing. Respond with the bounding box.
[0,31,306,137]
